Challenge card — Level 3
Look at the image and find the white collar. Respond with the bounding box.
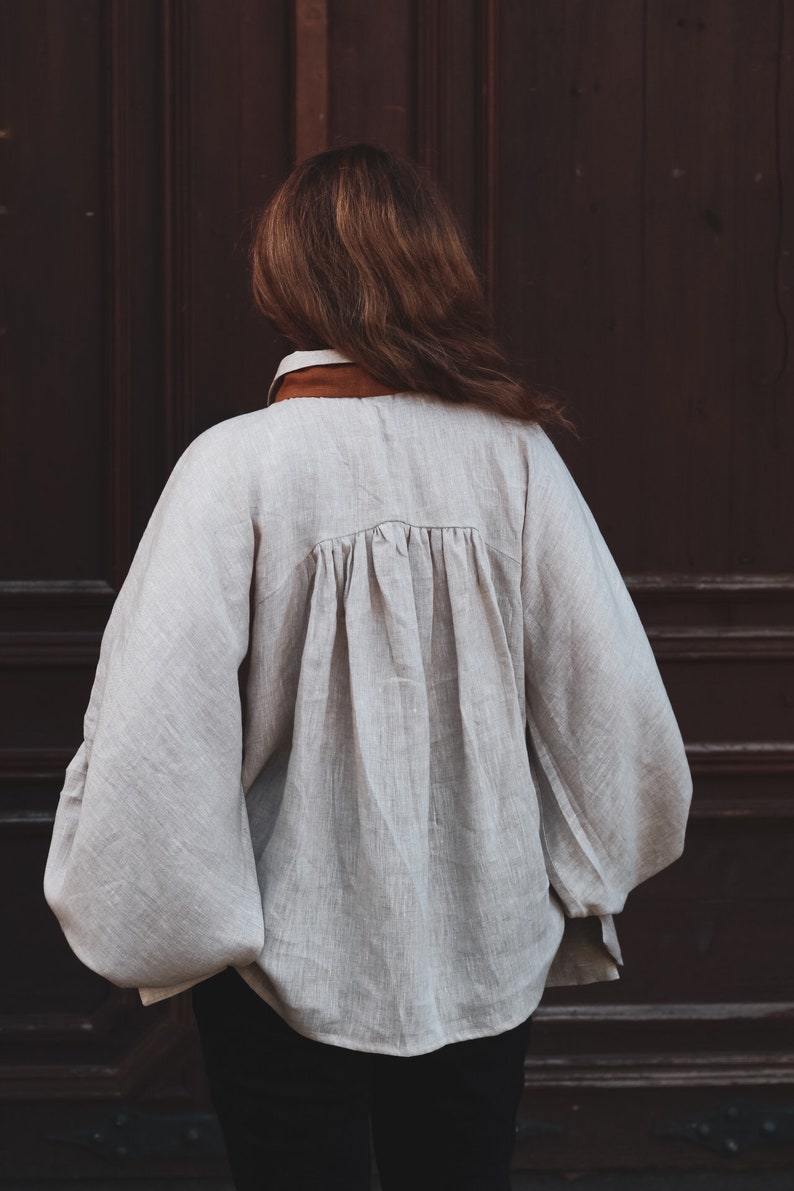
[266,349,353,407]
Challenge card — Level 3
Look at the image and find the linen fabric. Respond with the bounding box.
[44,350,693,1056]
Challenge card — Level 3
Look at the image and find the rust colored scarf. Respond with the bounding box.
[273,363,394,402]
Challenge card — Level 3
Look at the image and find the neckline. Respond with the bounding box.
[266,349,353,407]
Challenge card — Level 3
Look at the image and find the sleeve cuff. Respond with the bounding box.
[544,912,623,987]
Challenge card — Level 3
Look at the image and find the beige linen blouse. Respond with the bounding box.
[44,350,693,1056]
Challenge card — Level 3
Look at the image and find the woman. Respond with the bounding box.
[44,144,692,1190]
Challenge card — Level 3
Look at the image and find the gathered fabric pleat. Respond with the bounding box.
[43,391,692,1053]
[240,521,562,1054]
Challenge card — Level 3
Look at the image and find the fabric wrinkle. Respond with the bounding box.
[42,351,693,1051]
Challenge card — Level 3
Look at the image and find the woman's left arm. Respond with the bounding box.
[44,425,265,993]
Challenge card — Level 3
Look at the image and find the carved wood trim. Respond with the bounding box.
[0,581,115,608]
[689,799,794,821]
[0,812,57,836]
[627,573,794,598]
[0,749,75,784]
[294,0,328,161]
[687,741,794,776]
[522,1051,794,1089]
[647,626,794,660]
[535,1001,794,1024]
[526,1003,794,1088]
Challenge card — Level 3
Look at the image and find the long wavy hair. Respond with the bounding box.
[251,143,573,431]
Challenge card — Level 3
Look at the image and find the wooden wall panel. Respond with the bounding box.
[329,0,416,154]
[640,0,737,574]
[0,0,290,1178]
[0,0,105,580]
[179,0,292,440]
[732,0,794,573]
[1,0,792,1178]
[417,0,498,297]
[497,0,648,541]
[490,0,794,1171]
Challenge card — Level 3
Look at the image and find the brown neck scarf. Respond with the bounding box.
[274,362,394,402]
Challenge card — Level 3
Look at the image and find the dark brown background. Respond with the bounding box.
[1,0,793,1180]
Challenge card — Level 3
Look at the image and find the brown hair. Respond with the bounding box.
[251,143,573,431]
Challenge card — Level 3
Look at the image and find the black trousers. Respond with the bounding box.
[191,967,533,1191]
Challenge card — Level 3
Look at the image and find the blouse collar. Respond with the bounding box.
[266,349,353,407]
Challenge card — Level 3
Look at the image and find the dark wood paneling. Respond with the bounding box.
[295,0,328,159]
[0,0,105,581]
[660,657,793,741]
[639,0,736,574]
[104,0,133,584]
[497,0,648,525]
[0,0,289,1178]
[2,0,792,1178]
[416,0,499,299]
[732,0,794,572]
[329,0,416,153]
[493,0,794,1172]
[181,0,292,437]
[417,0,476,208]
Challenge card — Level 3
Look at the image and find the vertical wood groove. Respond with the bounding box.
[765,0,789,392]
[162,0,194,467]
[416,0,444,175]
[294,0,329,161]
[103,0,132,587]
[479,0,499,312]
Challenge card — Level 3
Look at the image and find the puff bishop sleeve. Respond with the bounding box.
[521,430,693,984]
[44,426,265,995]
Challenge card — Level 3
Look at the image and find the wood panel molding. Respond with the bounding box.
[526,1001,794,1089]
[0,1014,192,1102]
[0,749,76,785]
[0,812,59,836]
[4,998,791,1097]
[690,799,794,821]
[0,581,115,609]
[536,1001,794,1024]
[627,573,794,598]
[523,1050,794,1090]
[687,740,794,776]
[647,626,794,660]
